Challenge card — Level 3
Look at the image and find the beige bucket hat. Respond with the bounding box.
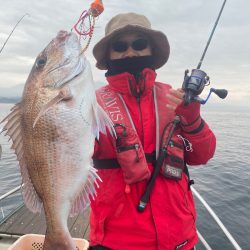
[93,12,170,70]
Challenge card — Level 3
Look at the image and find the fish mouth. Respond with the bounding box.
[57,30,70,39]
[55,30,78,44]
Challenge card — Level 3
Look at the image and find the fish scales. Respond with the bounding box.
[1,30,114,250]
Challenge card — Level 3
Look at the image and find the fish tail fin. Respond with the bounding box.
[69,166,101,217]
[43,230,76,250]
[92,102,116,140]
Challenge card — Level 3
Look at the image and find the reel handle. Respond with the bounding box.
[211,88,228,99]
[182,69,228,105]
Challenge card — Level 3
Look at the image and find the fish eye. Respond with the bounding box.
[36,57,47,68]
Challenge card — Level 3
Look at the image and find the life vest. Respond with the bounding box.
[95,82,185,184]
[90,72,216,249]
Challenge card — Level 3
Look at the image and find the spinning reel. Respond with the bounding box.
[182,0,228,105]
[182,68,228,105]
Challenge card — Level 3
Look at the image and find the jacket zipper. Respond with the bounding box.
[130,74,145,146]
[136,76,158,248]
[131,75,159,248]
[136,93,145,146]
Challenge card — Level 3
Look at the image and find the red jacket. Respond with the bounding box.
[90,68,216,250]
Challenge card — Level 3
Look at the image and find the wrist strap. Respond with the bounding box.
[181,116,205,133]
[182,118,205,134]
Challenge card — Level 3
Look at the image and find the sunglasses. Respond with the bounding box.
[111,38,149,52]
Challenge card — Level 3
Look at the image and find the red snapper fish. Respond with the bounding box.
[1,30,114,250]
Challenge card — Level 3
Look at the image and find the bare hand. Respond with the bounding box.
[166,88,184,111]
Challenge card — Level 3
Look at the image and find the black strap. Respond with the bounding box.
[88,245,111,250]
[93,152,156,169]
[188,119,205,134]
[184,161,195,190]
[94,153,195,190]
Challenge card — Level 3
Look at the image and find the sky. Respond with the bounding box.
[0,0,249,110]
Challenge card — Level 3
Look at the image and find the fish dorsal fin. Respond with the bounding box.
[69,166,101,217]
[1,103,24,158]
[92,103,116,140]
[1,103,43,213]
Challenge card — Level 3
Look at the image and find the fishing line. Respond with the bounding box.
[72,0,104,54]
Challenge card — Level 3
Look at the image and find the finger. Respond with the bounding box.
[166,93,183,105]
[166,103,176,111]
[177,88,184,93]
[169,88,184,99]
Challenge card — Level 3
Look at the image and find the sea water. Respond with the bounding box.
[0,103,249,249]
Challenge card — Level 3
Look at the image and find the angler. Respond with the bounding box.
[89,13,216,250]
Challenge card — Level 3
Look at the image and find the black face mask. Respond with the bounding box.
[106,56,155,78]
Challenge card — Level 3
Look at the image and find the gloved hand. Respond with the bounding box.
[167,88,202,133]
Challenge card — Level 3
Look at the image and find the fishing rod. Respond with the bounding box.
[182,0,228,105]
[0,13,29,55]
[138,0,228,212]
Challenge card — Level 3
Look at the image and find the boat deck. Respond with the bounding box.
[0,203,90,239]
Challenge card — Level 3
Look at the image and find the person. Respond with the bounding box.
[89,12,216,250]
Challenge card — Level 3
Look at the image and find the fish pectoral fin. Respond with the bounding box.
[33,87,73,128]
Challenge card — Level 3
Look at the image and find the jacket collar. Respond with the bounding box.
[106,68,157,97]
